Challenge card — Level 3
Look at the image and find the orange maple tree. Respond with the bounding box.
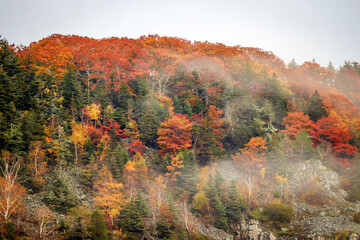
[157,113,193,157]
[232,137,267,171]
[165,155,184,184]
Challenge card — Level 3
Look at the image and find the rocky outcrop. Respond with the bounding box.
[289,160,347,199]
[238,219,276,240]
[304,215,360,237]
[195,220,234,240]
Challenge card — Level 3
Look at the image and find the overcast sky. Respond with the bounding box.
[0,0,359,68]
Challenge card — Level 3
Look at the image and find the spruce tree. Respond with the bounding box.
[307,90,328,122]
[139,106,159,147]
[173,94,183,113]
[120,201,145,238]
[183,100,193,118]
[88,210,108,240]
[226,181,246,223]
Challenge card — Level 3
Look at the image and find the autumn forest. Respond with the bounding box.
[1,34,360,239]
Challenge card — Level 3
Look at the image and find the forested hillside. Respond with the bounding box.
[1,34,360,239]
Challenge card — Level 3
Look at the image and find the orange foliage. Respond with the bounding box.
[93,166,126,224]
[165,155,184,184]
[157,113,193,157]
[232,137,267,171]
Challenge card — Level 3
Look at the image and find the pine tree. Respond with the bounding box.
[183,100,193,118]
[326,61,336,73]
[173,94,183,113]
[205,175,228,231]
[88,210,108,240]
[226,181,246,223]
[119,200,145,238]
[139,106,160,147]
[109,144,129,179]
[287,59,298,69]
[307,90,328,122]
[61,68,81,118]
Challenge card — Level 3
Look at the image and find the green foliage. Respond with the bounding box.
[346,186,360,202]
[61,68,82,118]
[293,130,319,160]
[226,181,246,223]
[0,222,16,240]
[183,100,193,118]
[248,208,263,220]
[80,168,96,189]
[119,200,145,238]
[19,165,43,193]
[205,175,228,230]
[173,94,182,113]
[139,105,160,147]
[88,210,109,240]
[109,144,129,179]
[262,199,293,223]
[307,90,328,122]
[42,174,77,214]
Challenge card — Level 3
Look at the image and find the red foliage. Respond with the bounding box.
[87,124,103,147]
[100,119,129,139]
[128,139,146,156]
[281,112,314,140]
[311,116,357,167]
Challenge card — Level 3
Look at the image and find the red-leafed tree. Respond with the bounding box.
[281,112,314,139]
[157,113,193,157]
[311,116,357,167]
[128,139,146,156]
[100,119,129,140]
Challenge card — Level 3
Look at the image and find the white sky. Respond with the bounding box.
[0,0,359,68]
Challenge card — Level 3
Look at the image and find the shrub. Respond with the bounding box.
[262,199,293,223]
[297,177,330,206]
[353,212,360,224]
[346,186,360,202]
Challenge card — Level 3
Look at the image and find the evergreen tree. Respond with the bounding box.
[287,59,298,69]
[119,200,145,238]
[61,68,81,119]
[326,61,336,73]
[226,181,246,223]
[109,144,129,179]
[183,100,193,118]
[88,210,108,240]
[135,191,148,217]
[205,175,228,231]
[139,106,160,147]
[307,90,328,122]
[42,174,77,214]
[173,94,183,113]
[118,82,134,114]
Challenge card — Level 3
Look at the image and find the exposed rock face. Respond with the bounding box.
[240,219,276,240]
[289,160,346,199]
[304,215,360,236]
[195,220,234,240]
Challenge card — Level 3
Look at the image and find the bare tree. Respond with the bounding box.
[0,151,26,223]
